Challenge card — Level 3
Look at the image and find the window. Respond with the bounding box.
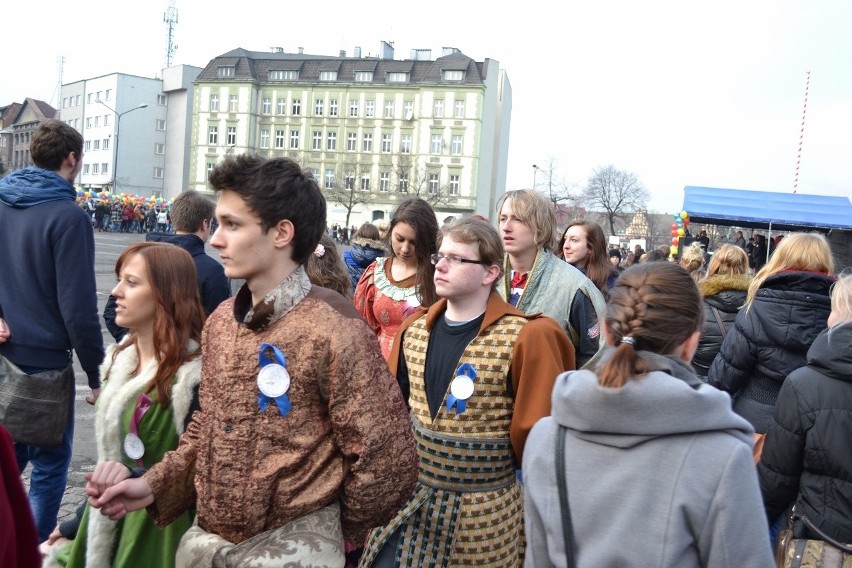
[429,174,439,194]
[290,130,300,149]
[454,100,465,118]
[84,141,91,152]
[87,93,93,103]
[260,129,270,148]
[319,71,338,81]
[103,115,109,126]
[277,98,286,115]
[210,94,219,111]
[403,101,413,118]
[365,100,375,117]
[451,134,463,155]
[157,94,167,106]
[449,175,460,195]
[443,70,464,81]
[76,95,81,105]
[362,133,373,152]
[63,98,68,108]
[312,131,322,150]
[103,138,110,150]
[354,71,373,82]
[347,132,357,151]
[349,99,359,117]
[207,162,215,178]
[324,169,335,189]
[269,70,298,80]
[83,164,90,175]
[217,66,235,78]
[431,134,442,154]
[398,173,409,192]
[156,119,166,131]
[327,132,337,150]
[153,167,164,179]
[94,116,100,127]
[101,163,108,175]
[227,126,237,145]
[379,172,389,192]
[155,143,165,154]
[93,139,100,150]
[291,98,301,115]
[92,163,99,174]
[275,130,285,149]
[208,126,218,145]
[329,99,338,117]
[360,175,370,191]
[86,117,92,128]
[229,95,238,112]
[400,134,412,154]
[97,91,102,101]
[75,118,80,128]
[262,98,271,114]
[314,99,324,116]
[384,100,394,118]
[344,174,354,190]
[381,133,392,152]
[105,89,112,100]
[387,72,408,83]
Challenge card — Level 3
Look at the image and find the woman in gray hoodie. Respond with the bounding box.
[523,262,774,568]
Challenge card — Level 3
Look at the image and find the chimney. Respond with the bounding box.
[298,46,304,54]
[411,48,432,61]
[354,46,362,58]
[270,46,284,53]
[339,50,346,57]
[442,47,459,57]
[380,40,394,60]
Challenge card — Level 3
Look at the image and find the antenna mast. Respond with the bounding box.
[164,0,179,68]
[54,56,65,110]
[792,70,810,194]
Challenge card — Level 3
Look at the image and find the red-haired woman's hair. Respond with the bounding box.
[112,242,205,405]
[597,262,704,388]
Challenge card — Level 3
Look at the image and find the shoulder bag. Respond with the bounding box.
[0,356,73,447]
[777,512,852,568]
[556,425,576,568]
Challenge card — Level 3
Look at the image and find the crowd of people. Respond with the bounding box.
[1,119,850,567]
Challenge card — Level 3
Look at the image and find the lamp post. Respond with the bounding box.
[96,99,148,192]
[532,164,539,189]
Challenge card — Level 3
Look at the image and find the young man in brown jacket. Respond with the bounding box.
[90,155,418,566]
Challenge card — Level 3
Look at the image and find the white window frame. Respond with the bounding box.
[347,132,357,151]
[349,99,359,117]
[208,126,218,145]
[227,126,237,146]
[154,143,165,154]
[429,174,439,194]
[379,172,389,192]
[312,131,322,150]
[384,100,394,118]
[454,100,465,118]
[210,94,219,111]
[275,130,285,149]
[262,98,271,114]
[362,133,373,152]
[292,98,301,115]
[354,71,373,82]
[153,167,164,178]
[449,174,460,195]
[229,95,238,112]
[327,132,337,150]
[217,66,235,78]
[260,129,270,148]
[451,134,463,155]
[290,130,300,149]
[314,99,324,116]
[277,98,286,115]
[400,134,412,154]
[360,175,370,191]
[324,169,335,189]
[319,70,338,81]
[431,134,442,154]
[329,99,339,117]
[381,133,392,152]
[365,100,375,117]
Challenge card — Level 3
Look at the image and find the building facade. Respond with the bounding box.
[6,99,57,170]
[190,44,512,224]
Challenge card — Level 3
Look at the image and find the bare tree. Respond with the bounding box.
[583,165,650,236]
[534,157,577,206]
[322,161,374,228]
[393,155,453,208]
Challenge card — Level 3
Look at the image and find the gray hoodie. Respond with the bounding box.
[523,352,774,567]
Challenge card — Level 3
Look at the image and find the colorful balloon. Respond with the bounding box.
[670,245,679,256]
[677,228,685,237]
[680,210,688,219]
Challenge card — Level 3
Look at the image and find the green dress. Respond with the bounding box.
[52,344,200,568]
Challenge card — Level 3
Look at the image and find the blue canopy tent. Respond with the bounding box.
[682,186,852,232]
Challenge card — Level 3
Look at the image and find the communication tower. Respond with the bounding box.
[164,0,179,68]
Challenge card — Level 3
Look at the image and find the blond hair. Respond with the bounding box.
[830,273,852,326]
[496,189,556,250]
[679,242,705,273]
[705,244,749,278]
[746,232,835,308]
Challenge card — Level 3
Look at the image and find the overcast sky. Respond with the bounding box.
[5,0,851,214]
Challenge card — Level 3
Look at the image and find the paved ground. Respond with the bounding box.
[21,229,352,528]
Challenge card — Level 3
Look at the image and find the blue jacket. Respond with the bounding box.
[0,167,104,388]
[343,237,386,288]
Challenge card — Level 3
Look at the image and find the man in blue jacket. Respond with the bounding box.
[0,119,105,541]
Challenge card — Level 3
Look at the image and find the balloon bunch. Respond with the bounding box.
[75,188,173,208]
[669,211,690,257]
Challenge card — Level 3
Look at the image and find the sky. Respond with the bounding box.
[5,0,851,214]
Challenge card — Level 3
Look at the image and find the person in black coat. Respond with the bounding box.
[693,245,750,379]
[758,274,852,545]
[707,233,835,434]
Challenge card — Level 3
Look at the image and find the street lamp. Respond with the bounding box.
[532,164,540,189]
[96,99,148,192]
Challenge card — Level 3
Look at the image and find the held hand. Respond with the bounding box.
[0,318,10,343]
[94,477,154,521]
[85,460,132,501]
[86,388,101,405]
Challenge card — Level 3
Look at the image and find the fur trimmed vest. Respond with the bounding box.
[85,339,201,567]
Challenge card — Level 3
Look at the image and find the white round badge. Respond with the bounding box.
[450,375,475,401]
[124,433,145,460]
[257,364,291,398]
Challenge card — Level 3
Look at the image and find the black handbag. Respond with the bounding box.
[556,425,576,568]
[0,355,73,447]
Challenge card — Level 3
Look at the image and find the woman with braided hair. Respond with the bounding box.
[523,262,773,567]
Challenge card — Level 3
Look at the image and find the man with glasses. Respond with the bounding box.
[362,217,574,567]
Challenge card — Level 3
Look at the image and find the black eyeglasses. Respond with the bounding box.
[430,253,489,267]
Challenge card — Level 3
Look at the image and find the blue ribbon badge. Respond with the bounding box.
[446,363,477,414]
[257,343,292,416]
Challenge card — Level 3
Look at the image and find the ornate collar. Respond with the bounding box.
[234,265,312,331]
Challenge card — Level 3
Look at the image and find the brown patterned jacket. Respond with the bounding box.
[143,267,419,544]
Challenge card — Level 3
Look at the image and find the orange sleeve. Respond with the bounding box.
[509,316,575,463]
[353,261,380,334]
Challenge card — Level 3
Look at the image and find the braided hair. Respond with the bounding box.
[597,262,704,388]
